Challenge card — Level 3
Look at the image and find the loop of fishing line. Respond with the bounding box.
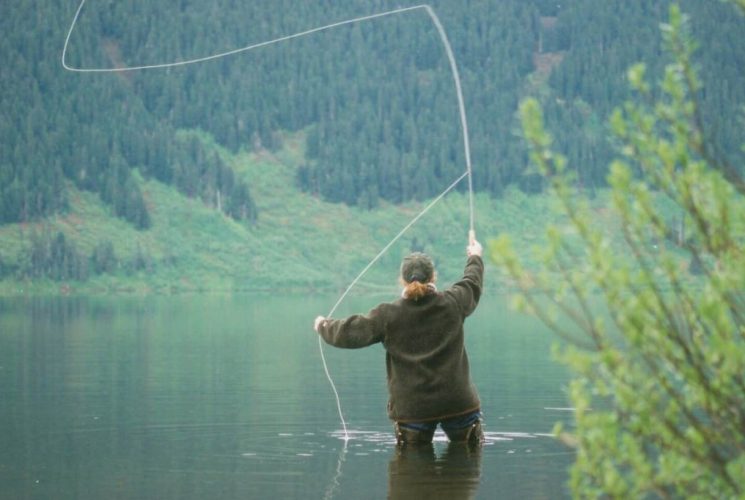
[62,0,475,443]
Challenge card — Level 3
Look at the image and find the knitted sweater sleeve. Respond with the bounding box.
[318,305,387,349]
[445,255,484,318]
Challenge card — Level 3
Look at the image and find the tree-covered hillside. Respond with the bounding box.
[1,0,743,285]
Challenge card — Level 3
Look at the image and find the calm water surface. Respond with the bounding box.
[0,293,574,499]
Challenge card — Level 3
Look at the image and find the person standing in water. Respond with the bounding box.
[314,233,484,446]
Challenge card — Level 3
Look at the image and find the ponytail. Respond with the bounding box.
[403,281,432,300]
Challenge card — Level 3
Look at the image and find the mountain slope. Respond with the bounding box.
[0,130,597,295]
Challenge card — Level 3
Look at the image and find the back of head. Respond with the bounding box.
[400,253,435,300]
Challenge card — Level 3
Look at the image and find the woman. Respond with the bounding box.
[314,233,484,446]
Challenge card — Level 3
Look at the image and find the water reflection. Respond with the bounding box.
[388,442,482,500]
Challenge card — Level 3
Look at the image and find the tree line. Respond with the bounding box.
[0,230,158,282]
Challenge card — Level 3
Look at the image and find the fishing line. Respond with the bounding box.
[325,171,469,320]
[62,0,475,444]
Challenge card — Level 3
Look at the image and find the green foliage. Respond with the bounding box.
[492,3,745,498]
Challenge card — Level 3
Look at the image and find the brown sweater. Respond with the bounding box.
[318,255,484,422]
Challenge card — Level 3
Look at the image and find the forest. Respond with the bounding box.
[1,0,744,283]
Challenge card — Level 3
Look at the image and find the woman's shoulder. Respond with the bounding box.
[371,299,403,317]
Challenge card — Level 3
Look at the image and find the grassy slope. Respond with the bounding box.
[0,130,660,296]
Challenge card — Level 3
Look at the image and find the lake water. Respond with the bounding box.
[0,293,574,499]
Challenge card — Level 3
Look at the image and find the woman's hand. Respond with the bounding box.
[314,315,326,332]
[467,230,483,257]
